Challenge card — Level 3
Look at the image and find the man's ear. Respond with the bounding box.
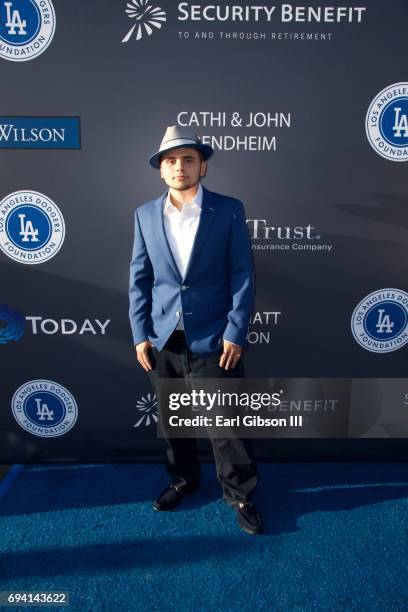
[200,161,207,178]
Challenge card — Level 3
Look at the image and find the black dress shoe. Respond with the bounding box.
[152,481,199,511]
[234,500,263,535]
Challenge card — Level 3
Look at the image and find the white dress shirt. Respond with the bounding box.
[163,183,203,330]
[163,182,203,280]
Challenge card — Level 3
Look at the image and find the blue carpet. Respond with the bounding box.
[0,462,408,611]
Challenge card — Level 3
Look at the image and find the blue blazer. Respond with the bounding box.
[129,185,254,355]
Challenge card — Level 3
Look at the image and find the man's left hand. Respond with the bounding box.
[219,339,242,370]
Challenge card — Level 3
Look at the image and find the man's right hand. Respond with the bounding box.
[135,340,154,372]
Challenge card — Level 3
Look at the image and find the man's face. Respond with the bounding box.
[160,147,206,191]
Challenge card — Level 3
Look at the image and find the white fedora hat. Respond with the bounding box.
[149,125,214,169]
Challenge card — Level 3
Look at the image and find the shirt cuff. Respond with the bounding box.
[222,338,241,347]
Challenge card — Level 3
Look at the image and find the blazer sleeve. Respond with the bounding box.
[223,200,254,347]
[129,209,154,346]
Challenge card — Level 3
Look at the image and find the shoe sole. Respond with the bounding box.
[152,499,183,512]
[239,525,263,535]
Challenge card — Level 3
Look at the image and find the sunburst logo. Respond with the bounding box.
[134,393,158,427]
[121,0,166,43]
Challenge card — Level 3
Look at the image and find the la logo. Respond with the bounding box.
[375,309,394,335]
[34,397,55,421]
[18,213,39,242]
[393,107,408,138]
[4,1,27,35]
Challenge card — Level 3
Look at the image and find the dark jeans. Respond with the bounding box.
[148,330,258,504]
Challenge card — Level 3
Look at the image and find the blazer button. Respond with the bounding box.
[176,311,180,317]
[181,285,188,291]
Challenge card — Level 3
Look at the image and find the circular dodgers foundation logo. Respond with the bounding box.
[365,82,408,162]
[12,379,78,437]
[351,289,408,353]
[0,190,65,264]
[0,0,56,62]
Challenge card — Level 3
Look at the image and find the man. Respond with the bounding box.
[129,126,262,535]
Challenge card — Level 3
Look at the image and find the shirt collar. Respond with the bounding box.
[164,182,203,213]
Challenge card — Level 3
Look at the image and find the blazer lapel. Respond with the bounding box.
[152,192,183,282]
[184,186,216,281]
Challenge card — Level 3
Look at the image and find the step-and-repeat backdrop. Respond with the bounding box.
[1,0,407,462]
